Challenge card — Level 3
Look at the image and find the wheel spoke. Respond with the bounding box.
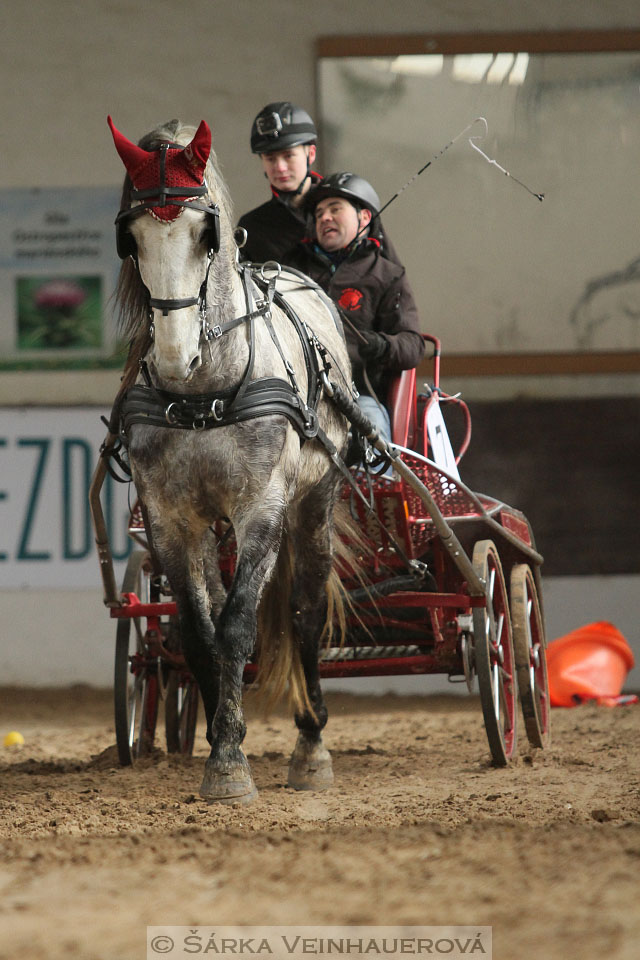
[493,661,500,718]
[128,677,139,747]
[138,681,150,753]
[488,567,496,601]
[499,678,513,732]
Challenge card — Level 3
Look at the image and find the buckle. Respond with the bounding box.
[301,407,319,439]
[165,402,179,425]
[320,372,334,397]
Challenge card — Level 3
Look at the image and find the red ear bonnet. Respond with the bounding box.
[108,116,211,221]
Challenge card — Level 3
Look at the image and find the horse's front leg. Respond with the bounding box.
[200,508,284,805]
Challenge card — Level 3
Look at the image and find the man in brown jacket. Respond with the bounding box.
[287,172,424,441]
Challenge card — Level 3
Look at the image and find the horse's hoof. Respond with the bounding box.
[203,782,258,806]
[199,759,258,805]
[288,735,334,791]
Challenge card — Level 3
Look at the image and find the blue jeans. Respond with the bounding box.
[357,394,392,444]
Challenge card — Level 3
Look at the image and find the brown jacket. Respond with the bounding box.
[288,238,424,396]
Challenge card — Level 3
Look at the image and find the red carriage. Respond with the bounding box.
[90,334,549,770]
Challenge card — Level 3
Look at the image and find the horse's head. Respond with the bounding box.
[109,116,222,383]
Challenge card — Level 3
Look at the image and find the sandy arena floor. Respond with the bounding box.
[0,685,639,960]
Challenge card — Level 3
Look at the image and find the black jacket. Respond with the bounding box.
[237,175,323,264]
[287,238,424,397]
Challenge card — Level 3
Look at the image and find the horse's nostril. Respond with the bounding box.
[188,355,201,375]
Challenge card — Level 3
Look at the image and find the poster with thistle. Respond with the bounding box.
[0,187,124,369]
[17,276,103,352]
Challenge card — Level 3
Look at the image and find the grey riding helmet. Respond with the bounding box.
[303,172,381,216]
[250,102,317,154]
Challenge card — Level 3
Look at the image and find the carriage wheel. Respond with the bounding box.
[114,550,159,766]
[510,564,550,748]
[165,671,199,755]
[472,540,518,765]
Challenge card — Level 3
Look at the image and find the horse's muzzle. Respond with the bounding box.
[149,350,201,383]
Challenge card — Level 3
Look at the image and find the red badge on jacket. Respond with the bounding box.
[338,288,363,311]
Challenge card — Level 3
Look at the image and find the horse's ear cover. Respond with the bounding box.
[108,116,150,175]
[108,115,214,257]
[108,116,211,187]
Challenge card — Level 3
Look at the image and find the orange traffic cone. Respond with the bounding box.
[546,621,636,707]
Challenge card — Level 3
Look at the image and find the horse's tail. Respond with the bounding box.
[253,526,310,717]
[252,503,371,718]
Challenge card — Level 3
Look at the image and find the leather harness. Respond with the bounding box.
[113,264,344,446]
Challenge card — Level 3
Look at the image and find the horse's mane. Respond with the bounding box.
[114,119,235,385]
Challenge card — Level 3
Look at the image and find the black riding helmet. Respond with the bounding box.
[303,172,381,217]
[250,102,317,154]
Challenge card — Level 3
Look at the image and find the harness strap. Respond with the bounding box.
[269,264,346,342]
[115,198,217,225]
[149,296,199,315]
[131,185,209,202]
[252,274,320,412]
[224,266,259,413]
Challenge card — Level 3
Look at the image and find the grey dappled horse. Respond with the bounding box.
[109,117,351,804]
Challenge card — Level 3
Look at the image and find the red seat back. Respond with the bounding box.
[387,368,416,448]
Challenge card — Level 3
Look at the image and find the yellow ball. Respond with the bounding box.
[3,731,25,748]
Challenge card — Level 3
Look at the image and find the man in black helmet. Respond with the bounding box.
[237,101,321,263]
[288,172,425,442]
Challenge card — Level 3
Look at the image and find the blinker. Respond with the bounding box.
[114,202,220,261]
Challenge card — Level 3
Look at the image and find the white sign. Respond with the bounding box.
[426,399,461,480]
[0,408,133,589]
